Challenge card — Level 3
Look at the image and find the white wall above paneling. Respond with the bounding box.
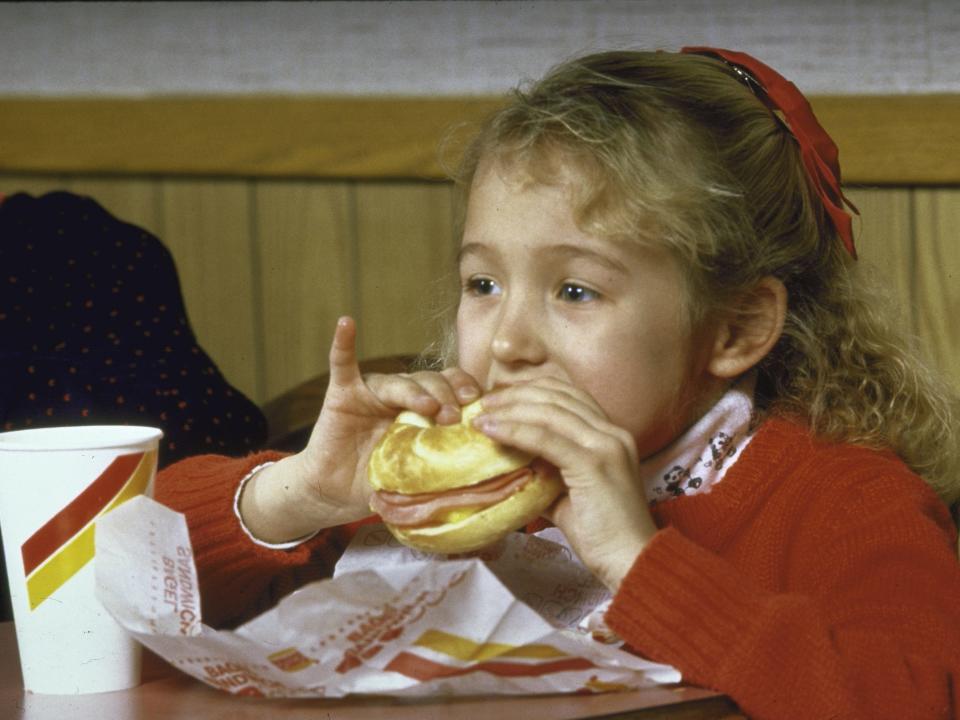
[2,0,958,97]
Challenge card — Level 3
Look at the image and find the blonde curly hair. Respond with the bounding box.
[444,49,960,505]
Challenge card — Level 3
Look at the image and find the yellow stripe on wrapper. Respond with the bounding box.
[413,628,569,663]
[25,450,157,610]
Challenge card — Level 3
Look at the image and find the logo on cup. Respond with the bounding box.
[20,450,157,610]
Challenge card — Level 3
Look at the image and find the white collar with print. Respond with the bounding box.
[642,373,762,504]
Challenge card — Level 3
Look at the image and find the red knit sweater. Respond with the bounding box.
[156,417,960,719]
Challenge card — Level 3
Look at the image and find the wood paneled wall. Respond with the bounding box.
[3,174,958,406]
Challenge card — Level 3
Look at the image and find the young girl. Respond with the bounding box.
[157,47,960,719]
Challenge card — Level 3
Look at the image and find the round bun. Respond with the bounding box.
[368,400,533,494]
[367,400,564,554]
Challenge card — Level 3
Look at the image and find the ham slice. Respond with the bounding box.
[370,467,533,527]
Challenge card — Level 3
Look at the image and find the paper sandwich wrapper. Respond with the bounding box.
[95,496,680,698]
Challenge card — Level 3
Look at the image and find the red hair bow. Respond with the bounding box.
[681,46,859,259]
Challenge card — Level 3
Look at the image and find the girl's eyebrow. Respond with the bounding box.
[458,241,629,276]
[547,243,630,275]
[457,242,490,266]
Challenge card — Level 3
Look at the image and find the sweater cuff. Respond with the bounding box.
[605,526,770,685]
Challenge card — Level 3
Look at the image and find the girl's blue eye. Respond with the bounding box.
[559,283,599,302]
[466,277,500,296]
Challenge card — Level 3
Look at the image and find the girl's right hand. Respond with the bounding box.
[238,316,481,543]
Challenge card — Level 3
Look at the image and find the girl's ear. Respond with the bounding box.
[707,276,787,379]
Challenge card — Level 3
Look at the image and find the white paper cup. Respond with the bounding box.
[0,425,162,694]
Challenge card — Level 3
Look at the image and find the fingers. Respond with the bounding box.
[483,376,599,410]
[481,378,609,434]
[473,378,639,487]
[365,367,482,424]
[440,367,483,405]
[326,317,480,423]
[541,492,572,528]
[475,400,636,483]
[328,316,362,390]
[365,374,444,417]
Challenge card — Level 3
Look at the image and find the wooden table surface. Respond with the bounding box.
[1,622,744,719]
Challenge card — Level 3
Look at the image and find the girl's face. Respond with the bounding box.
[456,161,726,459]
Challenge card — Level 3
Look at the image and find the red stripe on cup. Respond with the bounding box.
[20,452,144,576]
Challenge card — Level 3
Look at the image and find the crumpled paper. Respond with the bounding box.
[95,496,680,698]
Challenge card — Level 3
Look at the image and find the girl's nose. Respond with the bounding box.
[490,301,546,366]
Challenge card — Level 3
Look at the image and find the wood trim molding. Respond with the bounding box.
[1,95,958,184]
[810,95,960,185]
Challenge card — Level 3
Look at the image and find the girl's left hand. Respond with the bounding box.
[475,379,658,592]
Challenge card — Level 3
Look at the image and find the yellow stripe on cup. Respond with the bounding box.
[413,628,569,663]
[25,450,157,610]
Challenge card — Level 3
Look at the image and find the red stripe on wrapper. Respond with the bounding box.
[385,651,595,681]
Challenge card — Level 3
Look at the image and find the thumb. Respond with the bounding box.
[541,492,571,529]
[328,316,363,390]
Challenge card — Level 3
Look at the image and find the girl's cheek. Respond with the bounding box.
[457,335,482,377]
[455,311,475,364]
[456,313,489,381]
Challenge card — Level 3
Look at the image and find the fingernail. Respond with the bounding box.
[480,393,500,408]
[458,386,479,402]
[472,414,496,433]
